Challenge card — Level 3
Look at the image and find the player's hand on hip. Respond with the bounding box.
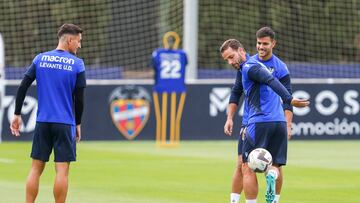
[224,119,233,136]
[10,115,22,137]
[291,98,310,107]
[76,125,81,143]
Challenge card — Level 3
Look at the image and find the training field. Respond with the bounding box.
[0,140,359,203]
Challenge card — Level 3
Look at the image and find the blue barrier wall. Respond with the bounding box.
[1,83,359,141]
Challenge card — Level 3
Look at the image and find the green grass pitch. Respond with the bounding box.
[0,140,359,203]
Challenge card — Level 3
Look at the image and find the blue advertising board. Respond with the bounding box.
[1,83,359,141]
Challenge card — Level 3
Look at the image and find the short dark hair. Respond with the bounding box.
[256,27,275,40]
[220,39,244,53]
[57,23,83,38]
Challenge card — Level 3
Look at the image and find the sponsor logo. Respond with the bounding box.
[41,55,75,64]
[209,87,244,117]
[292,89,360,137]
[109,86,151,140]
[208,87,359,137]
[293,89,359,116]
[292,118,360,136]
[40,55,75,71]
[209,87,231,117]
[3,96,37,133]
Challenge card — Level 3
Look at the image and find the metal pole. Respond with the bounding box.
[0,34,5,142]
[183,0,198,81]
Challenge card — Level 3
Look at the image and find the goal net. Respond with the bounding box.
[1,0,359,79]
[197,0,360,78]
[1,0,183,79]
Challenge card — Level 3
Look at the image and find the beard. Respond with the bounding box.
[232,60,241,69]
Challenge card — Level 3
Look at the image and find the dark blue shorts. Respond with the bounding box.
[237,126,246,155]
[31,122,76,162]
[242,122,287,166]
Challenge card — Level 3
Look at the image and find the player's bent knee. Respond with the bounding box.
[236,154,243,165]
[241,163,254,175]
[236,161,243,169]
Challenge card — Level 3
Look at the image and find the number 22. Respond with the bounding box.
[160,60,181,79]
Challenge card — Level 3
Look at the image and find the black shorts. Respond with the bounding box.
[242,121,288,166]
[31,122,76,162]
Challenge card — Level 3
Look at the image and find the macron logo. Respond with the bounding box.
[41,55,75,65]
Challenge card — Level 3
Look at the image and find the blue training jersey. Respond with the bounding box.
[241,57,292,124]
[25,49,86,125]
[253,54,289,80]
[230,54,291,126]
[152,48,187,93]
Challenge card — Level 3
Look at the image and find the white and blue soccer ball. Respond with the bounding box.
[248,148,273,173]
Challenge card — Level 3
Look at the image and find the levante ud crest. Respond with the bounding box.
[109,86,151,140]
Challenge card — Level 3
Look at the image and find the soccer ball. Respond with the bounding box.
[248,148,272,173]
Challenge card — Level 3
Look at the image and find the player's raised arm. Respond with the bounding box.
[290,98,310,107]
[279,75,293,112]
[247,65,309,107]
